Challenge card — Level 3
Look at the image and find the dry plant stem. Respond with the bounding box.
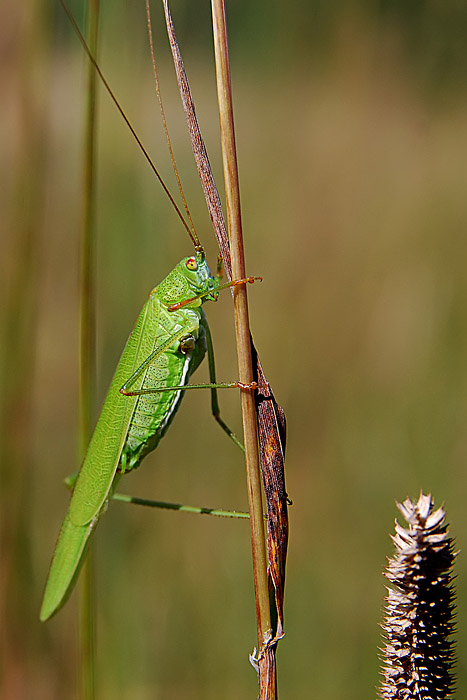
[162,9,285,693]
[210,0,272,651]
[162,0,232,275]
[79,1,99,698]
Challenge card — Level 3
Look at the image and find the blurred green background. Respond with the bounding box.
[2,0,467,698]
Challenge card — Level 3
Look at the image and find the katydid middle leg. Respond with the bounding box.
[202,313,245,453]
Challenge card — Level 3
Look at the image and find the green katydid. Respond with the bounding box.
[40,245,259,622]
[40,9,260,622]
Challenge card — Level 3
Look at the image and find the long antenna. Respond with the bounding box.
[59,0,202,252]
[144,0,199,248]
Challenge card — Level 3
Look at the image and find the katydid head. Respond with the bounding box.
[180,252,219,303]
[156,252,218,309]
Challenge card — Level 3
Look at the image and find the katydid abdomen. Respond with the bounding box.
[120,304,207,472]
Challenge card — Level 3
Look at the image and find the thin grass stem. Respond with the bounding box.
[210,0,273,677]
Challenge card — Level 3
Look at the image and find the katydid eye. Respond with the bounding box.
[186,258,198,271]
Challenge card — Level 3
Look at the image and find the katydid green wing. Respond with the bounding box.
[40,300,153,620]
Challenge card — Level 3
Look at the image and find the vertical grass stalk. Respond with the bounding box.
[0,1,45,694]
[79,1,99,698]
[210,0,273,682]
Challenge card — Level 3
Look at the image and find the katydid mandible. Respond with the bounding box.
[40,252,258,621]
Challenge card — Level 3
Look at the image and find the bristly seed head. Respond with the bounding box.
[379,492,456,700]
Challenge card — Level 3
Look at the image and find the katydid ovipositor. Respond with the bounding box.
[41,6,259,622]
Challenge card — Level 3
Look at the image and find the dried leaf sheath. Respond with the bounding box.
[379,493,456,700]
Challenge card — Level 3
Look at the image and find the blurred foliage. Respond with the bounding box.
[2,0,467,698]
